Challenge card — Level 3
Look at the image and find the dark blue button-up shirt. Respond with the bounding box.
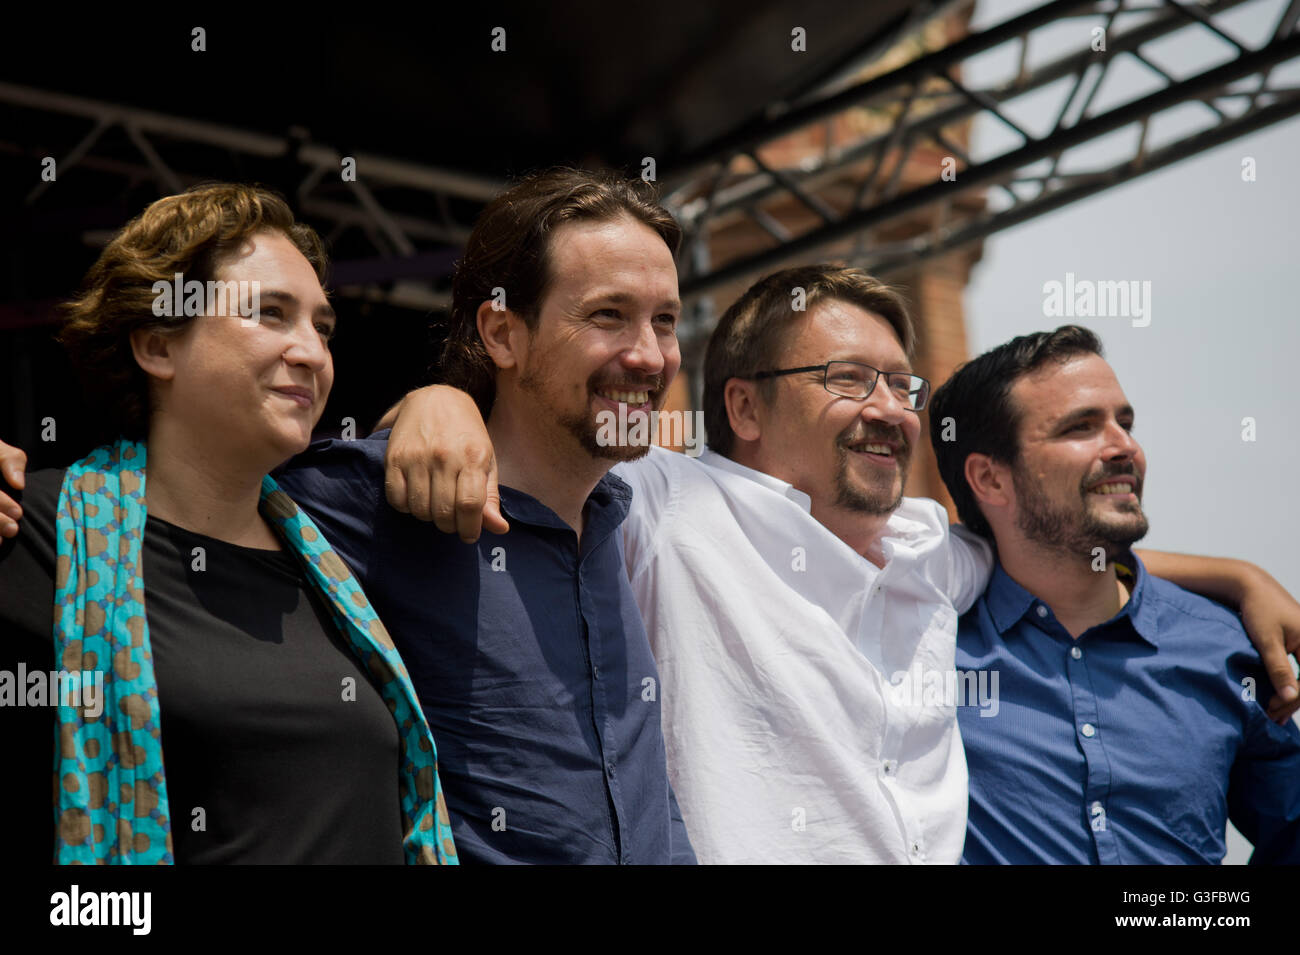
[276,432,694,865]
[956,554,1300,864]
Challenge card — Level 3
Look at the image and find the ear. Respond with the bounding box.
[964,452,1013,513]
[129,326,178,383]
[724,378,763,444]
[476,300,527,371]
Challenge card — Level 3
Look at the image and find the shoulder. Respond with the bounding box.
[3,467,67,550]
[612,446,698,515]
[1143,573,1251,642]
[275,432,388,502]
[612,445,697,489]
[283,431,389,477]
[15,466,67,522]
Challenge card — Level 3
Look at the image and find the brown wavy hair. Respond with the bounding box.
[441,167,681,417]
[58,183,328,439]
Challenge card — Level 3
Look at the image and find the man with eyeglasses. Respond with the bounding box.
[376,261,1300,863]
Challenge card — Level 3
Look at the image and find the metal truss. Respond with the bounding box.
[0,81,504,312]
[663,0,1300,324]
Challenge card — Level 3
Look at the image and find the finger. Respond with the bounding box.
[2,450,27,491]
[0,519,17,538]
[482,458,509,535]
[1267,690,1300,725]
[454,468,488,543]
[0,492,21,522]
[408,466,440,528]
[385,464,410,514]
[1257,634,1299,710]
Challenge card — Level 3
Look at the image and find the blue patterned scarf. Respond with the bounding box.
[51,439,458,865]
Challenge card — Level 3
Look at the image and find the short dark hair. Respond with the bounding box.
[703,264,915,458]
[441,167,681,418]
[928,324,1104,538]
[58,183,327,440]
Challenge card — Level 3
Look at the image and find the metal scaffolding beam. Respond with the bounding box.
[0,80,503,311]
[664,0,1300,315]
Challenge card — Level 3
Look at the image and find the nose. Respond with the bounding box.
[861,375,908,426]
[621,318,667,376]
[1103,419,1142,461]
[283,314,330,374]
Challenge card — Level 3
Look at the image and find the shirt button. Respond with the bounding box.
[1081,723,1096,738]
[911,842,921,856]
[592,665,601,679]
[1070,647,1082,660]
[606,762,616,776]
[1036,605,1049,618]
[882,760,897,776]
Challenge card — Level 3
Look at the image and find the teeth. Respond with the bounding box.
[598,389,649,405]
[851,442,894,455]
[1090,482,1131,494]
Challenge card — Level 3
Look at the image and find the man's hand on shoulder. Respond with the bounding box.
[382,385,508,543]
[0,439,27,538]
[1236,565,1300,724]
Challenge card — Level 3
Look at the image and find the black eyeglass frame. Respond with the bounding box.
[750,361,931,411]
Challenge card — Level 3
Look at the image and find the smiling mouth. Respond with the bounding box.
[1087,477,1139,497]
[594,387,655,411]
[272,387,314,408]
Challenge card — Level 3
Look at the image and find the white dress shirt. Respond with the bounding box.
[613,447,993,864]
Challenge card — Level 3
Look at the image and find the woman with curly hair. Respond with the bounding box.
[0,183,456,865]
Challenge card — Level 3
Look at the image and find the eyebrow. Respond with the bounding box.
[1051,404,1134,431]
[259,290,337,320]
[831,357,914,375]
[578,290,682,313]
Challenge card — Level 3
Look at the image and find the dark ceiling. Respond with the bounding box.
[1,3,918,180]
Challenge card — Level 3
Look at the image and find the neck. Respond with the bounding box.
[811,502,893,568]
[142,417,281,549]
[731,444,894,566]
[488,393,609,536]
[996,533,1129,638]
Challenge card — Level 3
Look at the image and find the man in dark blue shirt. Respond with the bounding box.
[279,169,695,864]
[929,325,1300,864]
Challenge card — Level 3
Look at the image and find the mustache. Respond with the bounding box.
[839,424,911,453]
[590,375,666,393]
[1081,462,1143,492]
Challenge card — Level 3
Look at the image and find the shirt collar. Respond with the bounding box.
[985,550,1158,647]
[498,469,633,538]
[697,448,813,513]
[696,448,938,554]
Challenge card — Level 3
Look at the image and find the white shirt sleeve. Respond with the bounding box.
[611,447,681,582]
[947,523,995,614]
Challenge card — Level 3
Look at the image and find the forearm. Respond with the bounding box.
[373,384,472,435]
[1135,549,1259,607]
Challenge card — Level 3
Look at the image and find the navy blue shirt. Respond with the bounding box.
[957,554,1300,864]
[276,432,694,865]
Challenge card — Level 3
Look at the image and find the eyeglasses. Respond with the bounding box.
[751,361,931,411]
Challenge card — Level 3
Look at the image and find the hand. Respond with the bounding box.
[383,385,508,543]
[0,439,26,538]
[1237,567,1300,724]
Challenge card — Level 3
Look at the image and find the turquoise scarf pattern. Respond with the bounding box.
[52,439,458,865]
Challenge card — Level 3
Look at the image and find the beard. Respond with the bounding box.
[1012,461,1149,559]
[832,424,912,516]
[519,362,665,463]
